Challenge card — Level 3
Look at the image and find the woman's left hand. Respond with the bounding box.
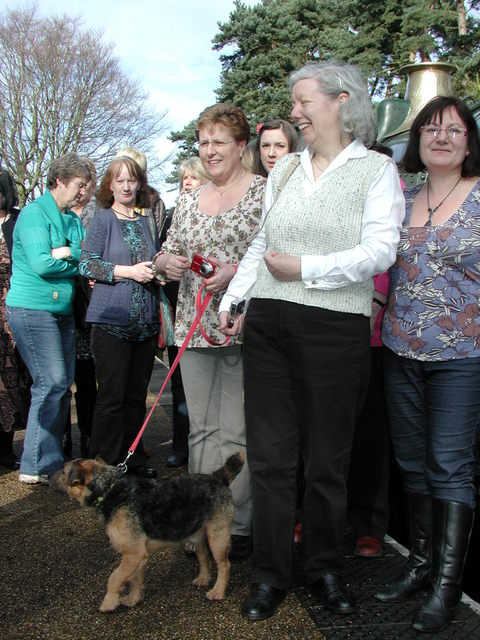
[51,246,72,260]
[264,252,301,281]
[203,258,237,294]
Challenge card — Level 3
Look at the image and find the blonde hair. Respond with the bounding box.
[178,157,209,190]
[242,141,256,173]
[114,147,147,172]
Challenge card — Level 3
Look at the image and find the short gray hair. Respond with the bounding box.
[289,61,377,147]
[46,152,92,189]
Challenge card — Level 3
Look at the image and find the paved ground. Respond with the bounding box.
[0,359,323,640]
[2,358,480,640]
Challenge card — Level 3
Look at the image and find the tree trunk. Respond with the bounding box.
[456,0,467,35]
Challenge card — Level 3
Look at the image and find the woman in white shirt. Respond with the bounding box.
[219,61,405,621]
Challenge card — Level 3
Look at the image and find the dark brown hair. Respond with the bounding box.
[402,96,480,177]
[0,169,19,212]
[252,119,299,177]
[97,157,151,208]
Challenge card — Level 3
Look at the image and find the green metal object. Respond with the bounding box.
[376,62,480,187]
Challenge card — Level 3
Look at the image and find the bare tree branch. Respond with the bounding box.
[0,5,168,205]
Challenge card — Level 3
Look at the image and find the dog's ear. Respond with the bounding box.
[67,464,89,487]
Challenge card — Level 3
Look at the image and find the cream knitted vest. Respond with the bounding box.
[252,151,388,316]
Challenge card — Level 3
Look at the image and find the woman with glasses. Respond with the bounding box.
[6,153,91,483]
[377,96,480,633]
[153,104,265,559]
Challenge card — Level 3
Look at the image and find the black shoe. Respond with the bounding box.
[127,465,157,479]
[166,453,188,468]
[241,583,287,621]
[229,534,251,560]
[309,574,357,614]
[0,452,20,470]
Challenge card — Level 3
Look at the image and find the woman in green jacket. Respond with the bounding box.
[6,153,92,484]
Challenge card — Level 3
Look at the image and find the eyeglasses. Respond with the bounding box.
[198,139,235,151]
[419,125,468,139]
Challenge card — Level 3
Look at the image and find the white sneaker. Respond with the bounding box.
[18,473,49,485]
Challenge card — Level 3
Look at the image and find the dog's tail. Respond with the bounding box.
[213,451,245,486]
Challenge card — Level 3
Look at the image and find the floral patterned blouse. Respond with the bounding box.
[382,179,480,361]
[162,175,265,348]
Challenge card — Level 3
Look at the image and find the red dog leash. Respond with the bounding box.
[119,283,229,472]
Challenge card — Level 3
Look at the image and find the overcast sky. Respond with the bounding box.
[5,0,261,204]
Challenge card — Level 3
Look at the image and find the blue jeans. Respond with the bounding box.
[383,348,480,509]
[6,306,75,476]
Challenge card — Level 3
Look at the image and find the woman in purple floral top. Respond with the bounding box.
[378,97,480,634]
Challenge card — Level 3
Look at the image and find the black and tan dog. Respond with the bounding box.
[50,453,244,612]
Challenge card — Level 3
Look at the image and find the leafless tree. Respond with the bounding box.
[0,5,168,204]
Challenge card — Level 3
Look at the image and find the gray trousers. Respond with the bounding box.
[180,346,251,535]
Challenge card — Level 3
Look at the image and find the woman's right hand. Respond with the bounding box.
[51,246,72,260]
[114,261,155,283]
[219,310,244,335]
[157,253,189,281]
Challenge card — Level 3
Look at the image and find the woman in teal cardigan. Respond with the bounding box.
[6,152,92,484]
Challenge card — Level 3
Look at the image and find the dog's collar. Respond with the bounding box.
[92,495,105,508]
[91,468,125,509]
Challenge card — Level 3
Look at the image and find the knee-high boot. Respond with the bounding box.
[376,492,432,602]
[412,499,474,633]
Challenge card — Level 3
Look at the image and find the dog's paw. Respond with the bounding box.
[206,585,226,601]
[99,595,120,613]
[120,591,143,608]
[192,574,211,588]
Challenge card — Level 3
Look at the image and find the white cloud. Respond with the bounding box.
[5,0,260,205]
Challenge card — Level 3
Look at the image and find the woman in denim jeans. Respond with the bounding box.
[378,97,480,633]
[6,153,91,484]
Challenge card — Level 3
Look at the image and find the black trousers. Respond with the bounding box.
[89,326,157,468]
[347,346,390,539]
[244,299,370,589]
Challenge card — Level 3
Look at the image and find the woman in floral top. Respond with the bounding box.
[154,104,265,560]
[378,97,480,634]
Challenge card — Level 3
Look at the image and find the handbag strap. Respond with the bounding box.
[254,154,301,239]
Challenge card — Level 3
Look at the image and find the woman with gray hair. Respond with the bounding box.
[6,152,91,483]
[178,157,210,192]
[219,61,405,620]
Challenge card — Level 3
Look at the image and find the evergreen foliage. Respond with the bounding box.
[168,0,480,183]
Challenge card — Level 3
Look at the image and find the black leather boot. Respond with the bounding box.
[412,499,474,633]
[376,492,432,602]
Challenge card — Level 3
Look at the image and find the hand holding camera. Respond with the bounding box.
[189,254,217,278]
[218,300,246,336]
[130,261,155,283]
[189,254,237,295]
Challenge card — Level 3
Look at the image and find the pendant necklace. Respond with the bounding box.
[425,177,462,227]
[212,171,245,197]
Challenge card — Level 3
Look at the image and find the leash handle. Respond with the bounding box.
[195,283,230,347]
